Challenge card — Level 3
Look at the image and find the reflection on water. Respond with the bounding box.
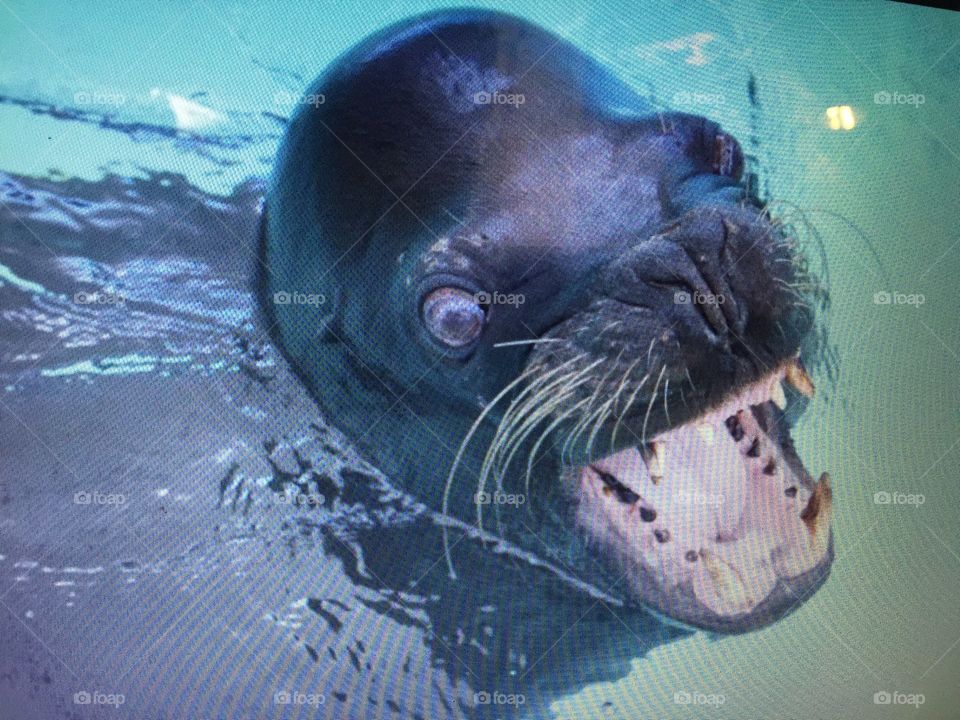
[0,165,689,718]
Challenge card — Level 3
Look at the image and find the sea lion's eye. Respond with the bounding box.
[421,287,486,347]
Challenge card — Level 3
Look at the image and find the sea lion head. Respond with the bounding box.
[264,9,832,633]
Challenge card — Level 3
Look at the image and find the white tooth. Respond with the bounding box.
[778,474,833,577]
[771,380,787,409]
[802,473,833,554]
[697,549,755,612]
[647,442,665,479]
[697,424,716,445]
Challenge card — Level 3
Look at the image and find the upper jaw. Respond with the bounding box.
[563,359,834,633]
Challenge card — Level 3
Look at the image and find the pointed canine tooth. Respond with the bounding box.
[770,380,787,409]
[801,473,833,553]
[785,360,815,398]
[696,424,716,445]
[650,441,665,477]
[642,442,665,482]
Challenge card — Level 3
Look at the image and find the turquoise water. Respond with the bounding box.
[2,1,959,718]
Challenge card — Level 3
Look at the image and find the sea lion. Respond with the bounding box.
[263,8,832,633]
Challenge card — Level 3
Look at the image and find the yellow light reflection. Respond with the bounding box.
[825,105,856,130]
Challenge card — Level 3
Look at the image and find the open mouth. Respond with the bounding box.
[569,358,832,630]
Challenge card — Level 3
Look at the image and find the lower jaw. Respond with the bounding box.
[565,360,833,628]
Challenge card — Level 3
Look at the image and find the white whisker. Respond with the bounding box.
[641,363,666,444]
[475,355,588,537]
[492,338,564,348]
[523,397,592,503]
[611,369,650,449]
[663,376,671,427]
[442,366,537,579]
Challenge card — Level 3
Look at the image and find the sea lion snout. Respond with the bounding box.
[525,202,813,457]
[601,205,804,345]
